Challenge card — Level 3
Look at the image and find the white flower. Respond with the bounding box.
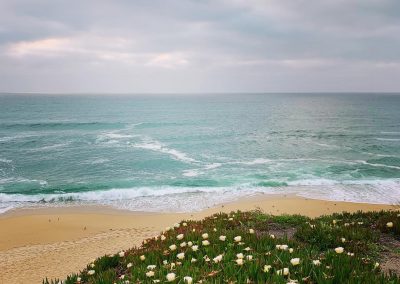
[277,268,289,276]
[269,234,275,239]
[263,265,272,272]
[236,258,244,266]
[202,233,209,239]
[246,255,253,261]
[183,276,193,284]
[332,220,337,225]
[358,222,363,225]
[341,238,346,243]
[163,260,168,265]
[119,251,125,257]
[344,223,350,227]
[87,270,95,275]
[310,224,315,229]
[374,262,380,268]
[140,255,146,261]
[244,247,251,251]
[177,234,184,240]
[173,223,180,228]
[177,252,185,260]
[191,257,197,263]
[204,256,210,262]
[213,228,217,232]
[127,263,133,268]
[192,245,199,251]
[188,241,193,247]
[182,222,187,227]
[213,254,223,263]
[165,226,172,231]
[90,263,95,268]
[166,273,176,282]
[387,222,394,228]
[312,260,321,266]
[192,228,196,232]
[335,247,344,254]
[161,235,166,241]
[290,258,300,266]
[347,252,354,256]
[76,277,81,283]
[147,265,156,270]
[146,271,155,277]
[153,280,160,283]
[229,217,233,221]
[276,244,289,250]
[119,275,125,280]
[170,262,176,269]
[180,242,187,247]
[249,228,255,234]
[169,244,177,251]
[235,252,244,259]
[234,236,242,242]
[202,240,210,246]
[289,248,294,253]
[219,235,226,241]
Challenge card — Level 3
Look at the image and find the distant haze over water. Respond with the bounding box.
[0,93,399,213]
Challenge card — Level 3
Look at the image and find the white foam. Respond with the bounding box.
[29,142,70,152]
[381,131,400,135]
[0,177,48,185]
[103,133,135,139]
[133,138,198,164]
[1,179,400,214]
[90,158,110,165]
[355,160,400,170]
[182,169,200,177]
[239,158,271,165]
[287,178,340,186]
[182,163,221,177]
[95,131,139,146]
[0,158,12,163]
[0,133,38,142]
[308,141,341,148]
[204,163,222,170]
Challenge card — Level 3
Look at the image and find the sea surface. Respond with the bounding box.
[0,93,400,213]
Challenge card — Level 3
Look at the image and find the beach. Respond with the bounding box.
[0,194,394,284]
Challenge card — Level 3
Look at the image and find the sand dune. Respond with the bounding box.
[0,195,394,283]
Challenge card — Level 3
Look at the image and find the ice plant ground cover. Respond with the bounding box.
[43,210,400,284]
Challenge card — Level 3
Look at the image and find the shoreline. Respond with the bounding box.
[0,194,396,283]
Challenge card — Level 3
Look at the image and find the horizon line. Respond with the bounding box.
[1,91,400,96]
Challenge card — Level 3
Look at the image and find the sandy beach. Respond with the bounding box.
[0,195,395,284]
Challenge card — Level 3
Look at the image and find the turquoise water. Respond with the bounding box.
[0,93,400,213]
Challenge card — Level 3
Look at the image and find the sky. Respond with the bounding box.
[0,0,400,93]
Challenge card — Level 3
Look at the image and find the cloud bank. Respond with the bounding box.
[0,0,399,93]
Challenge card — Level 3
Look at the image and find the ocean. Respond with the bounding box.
[0,93,399,213]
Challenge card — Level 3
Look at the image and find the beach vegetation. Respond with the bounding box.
[43,210,400,283]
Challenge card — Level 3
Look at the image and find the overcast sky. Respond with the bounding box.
[0,0,399,93]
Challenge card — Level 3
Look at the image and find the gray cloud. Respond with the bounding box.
[0,0,399,93]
